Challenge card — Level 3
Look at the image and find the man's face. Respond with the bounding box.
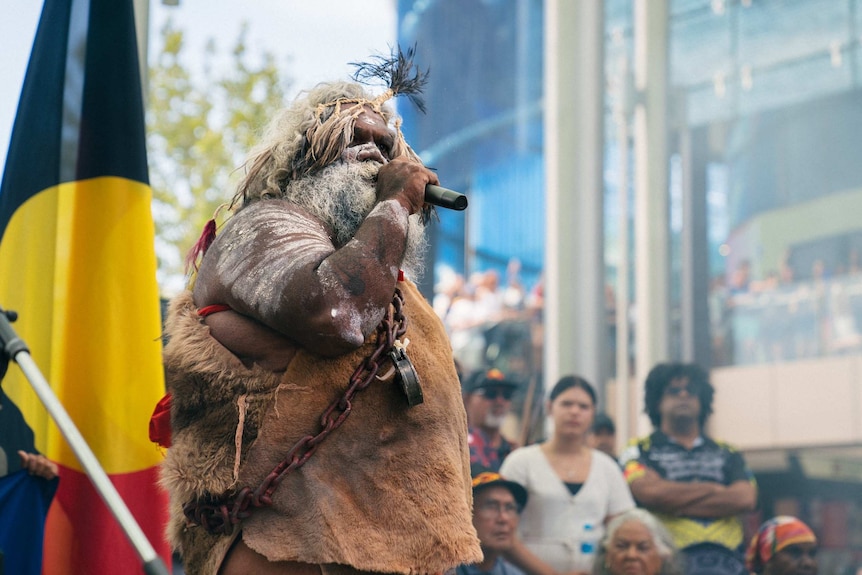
[591,428,616,457]
[466,385,513,429]
[282,104,427,277]
[341,106,396,164]
[765,543,818,575]
[658,376,701,428]
[472,486,520,554]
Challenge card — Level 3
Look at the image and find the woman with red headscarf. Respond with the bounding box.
[745,516,818,575]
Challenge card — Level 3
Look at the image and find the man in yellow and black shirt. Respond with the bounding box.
[619,362,757,575]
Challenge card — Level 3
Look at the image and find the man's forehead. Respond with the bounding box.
[474,383,512,395]
[476,485,515,502]
[355,107,388,126]
[324,99,387,122]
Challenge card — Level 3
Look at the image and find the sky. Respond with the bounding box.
[0,0,397,170]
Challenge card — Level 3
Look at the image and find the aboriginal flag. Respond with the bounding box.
[0,0,171,573]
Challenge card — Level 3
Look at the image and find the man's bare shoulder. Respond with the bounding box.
[226,199,328,233]
[212,200,334,259]
[194,199,336,303]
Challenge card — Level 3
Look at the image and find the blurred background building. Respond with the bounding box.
[396,0,862,570]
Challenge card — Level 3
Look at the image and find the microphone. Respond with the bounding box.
[425,184,468,211]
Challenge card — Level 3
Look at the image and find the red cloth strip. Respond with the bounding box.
[198,304,232,317]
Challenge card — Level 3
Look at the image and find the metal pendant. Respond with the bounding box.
[390,347,424,407]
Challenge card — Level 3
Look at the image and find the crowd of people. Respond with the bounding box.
[434,248,862,375]
[710,253,862,366]
[462,362,820,575]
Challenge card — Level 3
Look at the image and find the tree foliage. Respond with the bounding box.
[146,19,291,294]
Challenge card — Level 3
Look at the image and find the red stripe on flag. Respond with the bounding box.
[42,464,171,575]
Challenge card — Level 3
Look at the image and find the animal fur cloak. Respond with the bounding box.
[160,280,481,575]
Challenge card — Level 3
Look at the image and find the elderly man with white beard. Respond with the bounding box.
[154,51,482,575]
[464,368,520,473]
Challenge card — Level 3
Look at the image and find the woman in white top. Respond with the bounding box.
[500,375,634,575]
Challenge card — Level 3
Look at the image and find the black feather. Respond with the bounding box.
[350,45,430,114]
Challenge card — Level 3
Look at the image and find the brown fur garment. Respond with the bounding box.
[160,292,282,574]
[161,282,481,574]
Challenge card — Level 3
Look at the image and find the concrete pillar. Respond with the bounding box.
[633,0,670,435]
[543,0,606,402]
[680,124,712,369]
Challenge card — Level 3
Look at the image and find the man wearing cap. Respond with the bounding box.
[465,368,520,472]
[458,469,528,575]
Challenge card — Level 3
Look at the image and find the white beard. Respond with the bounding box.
[483,412,507,430]
[282,161,428,281]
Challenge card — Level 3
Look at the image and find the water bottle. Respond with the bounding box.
[581,522,597,561]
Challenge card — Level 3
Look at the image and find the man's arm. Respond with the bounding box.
[194,158,436,358]
[628,466,720,514]
[629,468,755,518]
[674,479,757,517]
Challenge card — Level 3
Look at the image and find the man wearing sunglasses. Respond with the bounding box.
[619,362,757,575]
[465,368,520,472]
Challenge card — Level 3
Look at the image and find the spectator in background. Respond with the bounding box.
[591,508,683,575]
[849,248,861,276]
[729,259,752,295]
[0,392,58,481]
[620,362,756,575]
[745,516,818,575]
[473,269,505,321]
[465,368,520,472]
[457,468,529,575]
[0,353,60,575]
[778,249,796,285]
[503,258,527,311]
[433,270,466,324]
[501,375,635,574]
[525,274,544,320]
[590,412,617,459]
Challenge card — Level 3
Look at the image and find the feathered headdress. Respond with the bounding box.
[349,44,430,114]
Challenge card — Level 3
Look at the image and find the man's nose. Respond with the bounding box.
[800,554,817,569]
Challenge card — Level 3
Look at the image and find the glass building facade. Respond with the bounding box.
[398,0,545,289]
[401,0,862,366]
[660,0,862,369]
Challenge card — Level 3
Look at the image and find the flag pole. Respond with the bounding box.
[0,307,170,575]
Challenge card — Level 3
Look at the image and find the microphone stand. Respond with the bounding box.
[0,306,170,575]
